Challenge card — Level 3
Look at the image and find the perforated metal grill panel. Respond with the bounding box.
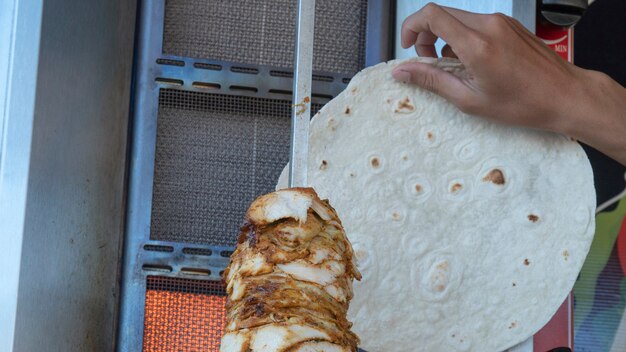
[163,0,368,74]
[143,276,226,352]
[150,89,322,246]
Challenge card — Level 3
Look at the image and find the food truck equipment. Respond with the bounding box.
[0,1,587,351]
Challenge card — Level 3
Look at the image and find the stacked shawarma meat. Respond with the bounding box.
[220,188,362,352]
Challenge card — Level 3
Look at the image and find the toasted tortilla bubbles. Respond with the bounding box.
[277,58,596,352]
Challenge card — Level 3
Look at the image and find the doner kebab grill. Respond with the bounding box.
[217,4,595,352]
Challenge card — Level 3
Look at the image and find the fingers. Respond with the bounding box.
[391,62,472,107]
[400,3,472,55]
[441,44,458,58]
[415,32,438,57]
[435,6,489,29]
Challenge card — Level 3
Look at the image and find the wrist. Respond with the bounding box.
[561,68,626,164]
[547,66,594,137]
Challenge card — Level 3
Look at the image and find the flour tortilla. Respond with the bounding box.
[276,58,596,352]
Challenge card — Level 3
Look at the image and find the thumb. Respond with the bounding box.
[391,62,469,105]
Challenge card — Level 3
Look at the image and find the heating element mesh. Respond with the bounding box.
[163,0,368,74]
[143,276,226,352]
[150,89,322,246]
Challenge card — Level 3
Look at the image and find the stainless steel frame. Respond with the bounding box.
[1,0,136,351]
[117,1,394,351]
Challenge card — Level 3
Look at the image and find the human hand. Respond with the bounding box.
[393,3,626,165]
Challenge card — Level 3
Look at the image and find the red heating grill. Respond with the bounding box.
[143,276,227,352]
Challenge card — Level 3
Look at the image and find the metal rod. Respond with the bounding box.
[289,0,315,188]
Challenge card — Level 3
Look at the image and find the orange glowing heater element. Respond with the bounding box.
[143,277,227,352]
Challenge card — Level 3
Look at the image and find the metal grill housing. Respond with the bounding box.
[151,89,323,246]
[163,0,368,74]
[118,1,392,351]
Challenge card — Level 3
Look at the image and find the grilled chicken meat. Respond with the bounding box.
[220,188,361,352]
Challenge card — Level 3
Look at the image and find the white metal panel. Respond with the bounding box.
[0,0,17,160]
[395,0,534,59]
[0,0,44,351]
[1,0,136,351]
[11,0,136,349]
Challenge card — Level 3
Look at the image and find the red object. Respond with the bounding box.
[531,19,575,352]
[536,21,573,62]
[534,295,573,351]
[617,215,626,276]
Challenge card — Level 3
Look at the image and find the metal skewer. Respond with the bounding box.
[289,0,315,188]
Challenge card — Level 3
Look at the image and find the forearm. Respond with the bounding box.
[394,4,626,166]
[560,69,626,165]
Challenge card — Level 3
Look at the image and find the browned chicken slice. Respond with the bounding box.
[220,188,361,352]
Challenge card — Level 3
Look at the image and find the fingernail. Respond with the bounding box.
[392,69,411,83]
